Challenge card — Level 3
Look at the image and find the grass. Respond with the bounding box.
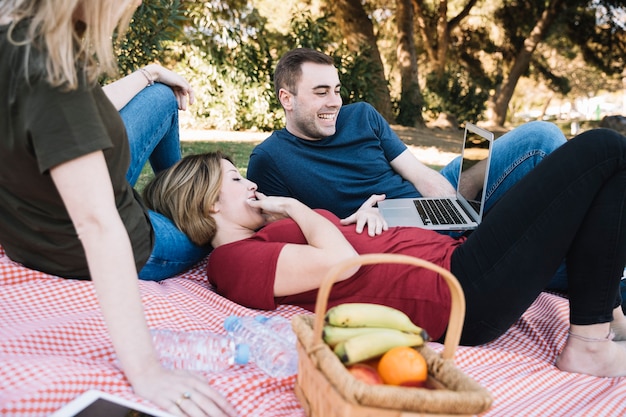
[135,140,261,193]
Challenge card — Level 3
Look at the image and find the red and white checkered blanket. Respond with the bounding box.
[1,245,625,416]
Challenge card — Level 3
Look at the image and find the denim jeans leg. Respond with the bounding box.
[440,121,568,288]
[120,83,182,186]
[119,85,207,280]
[139,211,212,281]
[440,121,566,213]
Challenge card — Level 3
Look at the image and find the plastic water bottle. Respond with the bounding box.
[224,316,298,378]
[151,329,250,372]
[254,315,297,345]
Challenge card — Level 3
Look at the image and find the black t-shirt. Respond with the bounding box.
[0,22,153,279]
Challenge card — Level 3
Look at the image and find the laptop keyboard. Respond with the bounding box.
[413,199,466,225]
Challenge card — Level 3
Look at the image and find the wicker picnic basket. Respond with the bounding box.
[291,253,493,417]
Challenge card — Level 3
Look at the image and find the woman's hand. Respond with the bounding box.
[247,192,295,223]
[144,64,195,111]
[102,64,195,111]
[132,366,238,417]
[340,194,389,236]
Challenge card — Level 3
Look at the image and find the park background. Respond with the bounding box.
[119,0,626,189]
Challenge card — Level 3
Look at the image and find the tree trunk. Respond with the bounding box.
[329,0,395,122]
[396,0,424,126]
[486,0,566,126]
[413,0,478,77]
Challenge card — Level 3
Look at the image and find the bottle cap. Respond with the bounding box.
[223,315,241,332]
[254,315,269,324]
[234,343,250,365]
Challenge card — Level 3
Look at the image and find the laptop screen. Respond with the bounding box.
[456,123,494,221]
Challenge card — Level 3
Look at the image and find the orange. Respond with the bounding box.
[377,346,428,386]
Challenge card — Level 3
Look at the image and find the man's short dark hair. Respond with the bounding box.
[273,48,335,98]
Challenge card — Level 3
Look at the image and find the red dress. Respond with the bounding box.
[207,210,465,340]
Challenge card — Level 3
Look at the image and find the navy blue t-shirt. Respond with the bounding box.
[247,102,421,219]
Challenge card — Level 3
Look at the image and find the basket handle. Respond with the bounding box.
[311,253,466,361]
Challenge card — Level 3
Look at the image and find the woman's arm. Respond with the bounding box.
[50,152,235,416]
[102,64,195,111]
[248,195,360,296]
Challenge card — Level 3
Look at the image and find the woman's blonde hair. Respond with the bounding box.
[143,152,230,246]
[1,0,137,89]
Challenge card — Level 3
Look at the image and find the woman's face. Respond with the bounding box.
[216,159,265,230]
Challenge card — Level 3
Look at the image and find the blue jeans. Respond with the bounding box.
[440,121,570,291]
[123,83,183,185]
[120,84,211,281]
[440,121,567,214]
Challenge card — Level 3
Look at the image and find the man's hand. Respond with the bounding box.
[340,194,389,237]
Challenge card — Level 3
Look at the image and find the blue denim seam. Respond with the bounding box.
[142,114,175,170]
[485,149,548,201]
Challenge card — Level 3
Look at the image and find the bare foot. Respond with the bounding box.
[556,334,626,377]
[611,307,626,341]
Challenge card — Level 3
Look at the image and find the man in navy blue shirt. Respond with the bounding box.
[247,48,566,236]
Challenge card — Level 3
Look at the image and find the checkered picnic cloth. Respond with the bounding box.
[1,245,625,416]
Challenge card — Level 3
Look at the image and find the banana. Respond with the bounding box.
[333,328,426,365]
[323,325,392,348]
[325,303,429,340]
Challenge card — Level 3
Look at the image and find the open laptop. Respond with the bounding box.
[378,122,494,231]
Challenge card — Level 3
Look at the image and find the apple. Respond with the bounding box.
[400,380,427,388]
[347,363,383,385]
[400,379,436,389]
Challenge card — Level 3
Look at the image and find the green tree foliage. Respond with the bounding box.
[115,1,383,131]
[493,0,572,97]
[563,1,626,76]
[485,0,625,125]
[424,64,490,124]
[115,0,186,75]
[285,9,388,110]
[175,1,280,130]
[178,3,383,130]
[115,0,624,130]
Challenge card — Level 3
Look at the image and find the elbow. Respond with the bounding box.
[333,249,361,282]
[72,211,125,244]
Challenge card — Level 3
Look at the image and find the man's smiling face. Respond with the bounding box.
[280,62,342,141]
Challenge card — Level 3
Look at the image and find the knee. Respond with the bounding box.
[577,127,626,141]
[515,121,567,151]
[135,83,178,117]
[151,83,178,111]
[574,128,626,155]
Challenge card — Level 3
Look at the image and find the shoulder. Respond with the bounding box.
[338,102,376,117]
[252,129,288,153]
[249,132,280,170]
[337,102,385,126]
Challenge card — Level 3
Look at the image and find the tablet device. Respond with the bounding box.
[50,390,175,417]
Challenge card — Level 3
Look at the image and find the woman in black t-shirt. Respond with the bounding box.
[0,2,235,415]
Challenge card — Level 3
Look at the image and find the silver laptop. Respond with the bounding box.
[378,122,494,230]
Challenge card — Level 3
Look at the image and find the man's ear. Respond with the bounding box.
[278,88,293,110]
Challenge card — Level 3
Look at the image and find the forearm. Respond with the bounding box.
[391,150,456,197]
[283,200,358,259]
[82,221,159,384]
[102,65,156,110]
[410,164,456,197]
[272,200,360,294]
